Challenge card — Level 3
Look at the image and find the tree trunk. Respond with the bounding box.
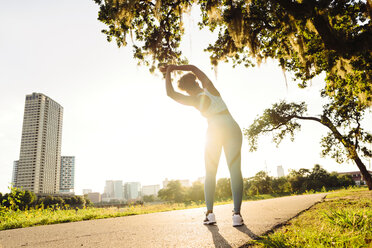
[296,115,372,190]
[354,155,372,190]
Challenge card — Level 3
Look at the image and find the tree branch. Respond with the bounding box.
[292,114,359,158]
[262,122,289,132]
[293,115,321,122]
[273,0,372,56]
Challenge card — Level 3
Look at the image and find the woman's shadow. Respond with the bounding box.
[206,225,232,248]
[205,224,259,248]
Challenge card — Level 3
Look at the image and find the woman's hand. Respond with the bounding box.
[159,64,168,74]
[166,64,176,73]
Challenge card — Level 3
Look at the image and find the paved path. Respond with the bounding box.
[0,193,326,248]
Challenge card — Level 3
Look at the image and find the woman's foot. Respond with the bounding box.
[203,212,216,225]
[232,213,244,227]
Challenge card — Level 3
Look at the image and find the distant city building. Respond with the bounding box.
[87,192,101,203]
[142,184,160,196]
[12,160,19,186]
[15,93,63,194]
[101,193,110,202]
[338,171,372,186]
[277,165,285,178]
[60,156,75,194]
[104,180,124,201]
[163,178,169,188]
[124,182,141,200]
[163,178,190,188]
[83,189,93,195]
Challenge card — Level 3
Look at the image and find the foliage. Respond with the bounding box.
[247,188,371,248]
[0,199,210,231]
[84,197,94,207]
[185,181,205,202]
[92,0,190,72]
[93,0,371,105]
[0,184,362,231]
[0,187,36,211]
[93,0,372,188]
[142,195,156,202]
[215,178,232,200]
[245,99,372,189]
[0,187,90,214]
[287,164,355,193]
[248,171,274,195]
[158,180,186,203]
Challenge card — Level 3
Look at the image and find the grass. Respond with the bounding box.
[0,200,234,231]
[0,187,366,232]
[0,192,289,231]
[244,187,372,248]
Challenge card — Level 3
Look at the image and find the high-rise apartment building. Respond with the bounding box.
[15,93,63,194]
[104,180,124,200]
[60,156,75,194]
[12,160,19,186]
[83,189,93,195]
[124,182,141,200]
[277,165,285,178]
[87,192,101,203]
[142,184,160,196]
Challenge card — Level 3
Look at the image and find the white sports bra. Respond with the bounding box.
[198,89,228,117]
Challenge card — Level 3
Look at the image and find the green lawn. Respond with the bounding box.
[1,187,368,233]
[244,187,372,248]
[0,192,287,231]
[0,201,201,230]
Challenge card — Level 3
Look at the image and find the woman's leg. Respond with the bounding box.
[223,121,243,214]
[204,126,222,211]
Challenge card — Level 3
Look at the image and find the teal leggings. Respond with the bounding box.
[204,114,243,213]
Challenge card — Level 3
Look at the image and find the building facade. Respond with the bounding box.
[104,180,124,201]
[60,156,75,194]
[277,165,285,178]
[142,184,160,196]
[338,171,372,185]
[87,192,101,203]
[12,160,19,186]
[15,93,63,194]
[83,189,92,195]
[124,182,141,200]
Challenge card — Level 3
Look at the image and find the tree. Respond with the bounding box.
[215,178,232,200]
[158,180,186,202]
[186,181,205,202]
[307,164,333,190]
[93,1,372,188]
[272,177,292,194]
[18,190,36,210]
[288,168,311,192]
[93,0,371,104]
[336,174,355,187]
[245,100,372,190]
[0,187,36,210]
[249,171,273,194]
[143,195,156,202]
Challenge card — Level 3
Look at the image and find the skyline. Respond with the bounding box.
[1,1,371,195]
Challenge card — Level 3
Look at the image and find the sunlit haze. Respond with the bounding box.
[1,1,371,194]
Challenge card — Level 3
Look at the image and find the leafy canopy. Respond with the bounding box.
[93,0,372,104]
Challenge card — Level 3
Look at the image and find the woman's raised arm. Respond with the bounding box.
[163,65,199,106]
[173,65,219,95]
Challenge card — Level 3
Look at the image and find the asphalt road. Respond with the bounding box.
[0,193,327,248]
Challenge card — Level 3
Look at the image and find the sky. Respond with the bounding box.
[1,1,371,194]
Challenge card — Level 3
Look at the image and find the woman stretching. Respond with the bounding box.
[160,64,244,227]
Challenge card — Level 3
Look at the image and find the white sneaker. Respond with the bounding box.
[232,213,244,227]
[203,213,216,225]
